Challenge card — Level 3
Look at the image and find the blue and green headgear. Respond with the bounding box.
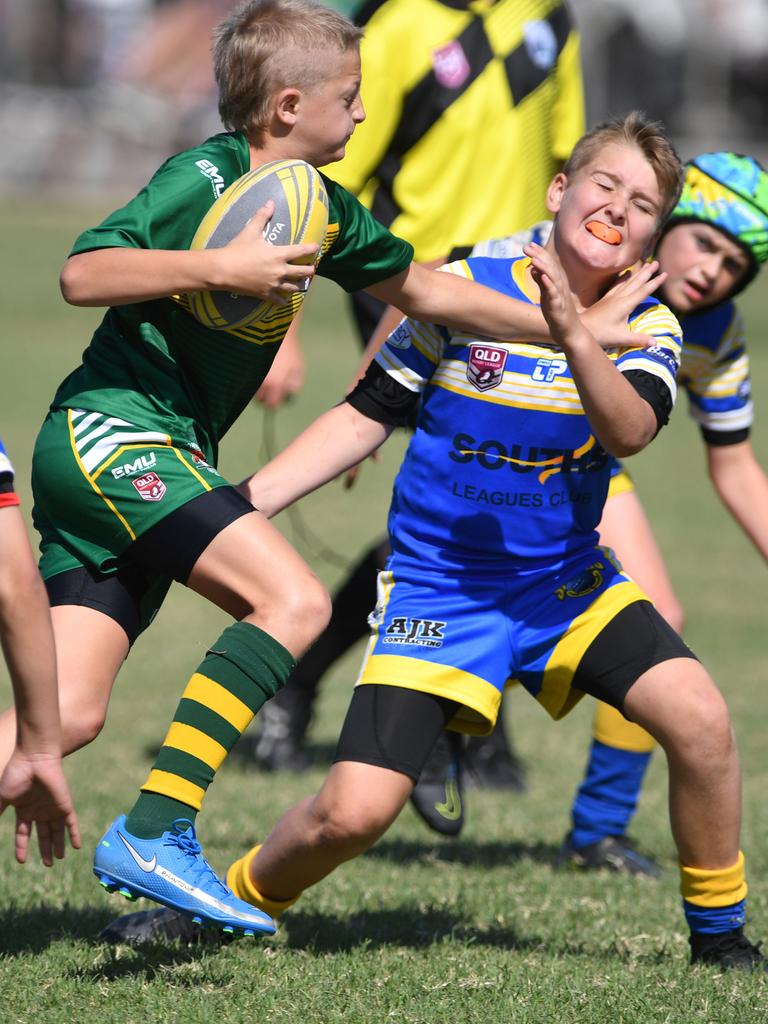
[663,151,768,297]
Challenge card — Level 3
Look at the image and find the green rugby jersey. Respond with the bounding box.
[53,131,413,463]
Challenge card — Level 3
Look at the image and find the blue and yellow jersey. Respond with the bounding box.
[470,222,753,445]
[374,256,681,568]
[678,302,752,443]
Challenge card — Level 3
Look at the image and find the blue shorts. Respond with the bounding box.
[357,548,651,735]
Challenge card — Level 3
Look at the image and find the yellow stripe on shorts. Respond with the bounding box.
[357,654,501,736]
[538,582,648,720]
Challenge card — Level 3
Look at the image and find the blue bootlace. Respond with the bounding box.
[164,819,231,898]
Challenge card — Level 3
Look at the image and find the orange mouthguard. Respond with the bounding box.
[586,221,621,245]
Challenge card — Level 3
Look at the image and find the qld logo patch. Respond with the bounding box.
[133,471,167,502]
[432,40,470,88]
[467,343,506,392]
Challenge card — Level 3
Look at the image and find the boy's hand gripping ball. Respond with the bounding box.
[187,159,328,330]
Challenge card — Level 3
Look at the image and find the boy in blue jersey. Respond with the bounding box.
[105,113,766,967]
[398,152,768,871]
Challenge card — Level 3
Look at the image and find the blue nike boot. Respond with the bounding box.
[93,816,276,937]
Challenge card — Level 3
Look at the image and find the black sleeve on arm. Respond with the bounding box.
[701,425,750,446]
[0,474,14,494]
[622,369,674,435]
[346,360,421,427]
[447,245,474,262]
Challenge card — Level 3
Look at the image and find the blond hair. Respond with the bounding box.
[213,0,363,138]
[563,111,684,223]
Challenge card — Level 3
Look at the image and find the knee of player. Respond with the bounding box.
[275,574,331,642]
[59,693,108,749]
[310,795,387,852]
[665,683,734,763]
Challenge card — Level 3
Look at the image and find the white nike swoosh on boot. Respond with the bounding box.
[118,831,158,872]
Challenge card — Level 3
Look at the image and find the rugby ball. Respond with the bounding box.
[187,159,328,330]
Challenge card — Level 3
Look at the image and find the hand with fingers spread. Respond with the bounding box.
[216,201,320,306]
[581,258,668,349]
[0,753,81,866]
[524,241,660,457]
[526,242,588,352]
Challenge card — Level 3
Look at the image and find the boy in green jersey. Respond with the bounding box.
[1,0,648,934]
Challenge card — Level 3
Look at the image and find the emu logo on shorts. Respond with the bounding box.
[133,471,167,502]
[432,40,470,89]
[467,344,506,392]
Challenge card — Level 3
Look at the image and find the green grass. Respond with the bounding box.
[1,198,768,1022]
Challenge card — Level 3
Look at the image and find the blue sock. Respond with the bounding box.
[684,899,746,934]
[570,739,652,848]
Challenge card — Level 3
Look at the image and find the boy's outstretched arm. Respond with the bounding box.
[239,402,392,518]
[367,260,652,349]
[0,506,81,867]
[706,441,768,562]
[527,243,659,457]
[60,202,318,308]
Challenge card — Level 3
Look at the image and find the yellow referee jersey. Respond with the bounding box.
[330,0,585,261]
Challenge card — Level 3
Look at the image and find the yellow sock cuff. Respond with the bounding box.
[593,701,655,753]
[226,844,301,918]
[680,851,748,907]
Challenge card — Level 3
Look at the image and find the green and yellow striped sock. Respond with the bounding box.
[125,621,295,839]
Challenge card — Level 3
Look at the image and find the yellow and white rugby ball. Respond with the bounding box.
[188,159,328,331]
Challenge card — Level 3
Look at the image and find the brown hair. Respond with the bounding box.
[563,111,684,223]
[213,0,363,138]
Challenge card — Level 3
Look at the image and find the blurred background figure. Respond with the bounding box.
[0,1,765,191]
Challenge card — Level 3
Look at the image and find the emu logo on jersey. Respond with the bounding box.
[532,358,568,383]
[384,617,446,648]
[195,159,225,199]
[555,561,604,600]
[467,344,506,392]
[432,40,470,89]
[133,472,167,502]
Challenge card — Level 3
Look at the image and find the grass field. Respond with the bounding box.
[1,197,768,1023]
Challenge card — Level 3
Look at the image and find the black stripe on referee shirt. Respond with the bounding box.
[370,15,494,228]
[503,3,573,106]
